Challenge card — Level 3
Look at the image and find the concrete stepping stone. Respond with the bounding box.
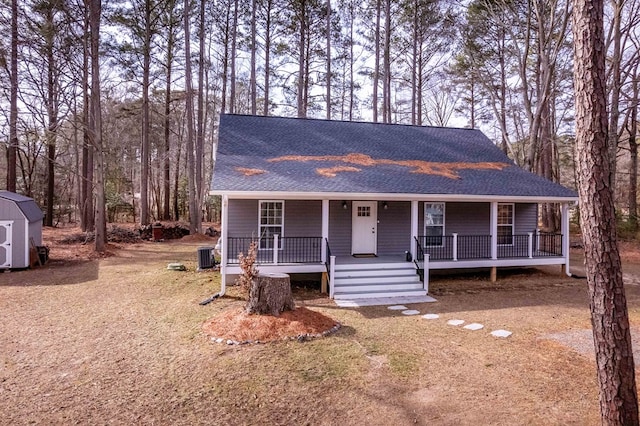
[491,329,512,338]
[447,319,465,326]
[387,305,408,310]
[422,314,440,320]
[402,310,420,315]
[463,323,484,331]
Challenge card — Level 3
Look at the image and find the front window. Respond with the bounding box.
[497,203,514,245]
[424,203,445,246]
[259,200,283,249]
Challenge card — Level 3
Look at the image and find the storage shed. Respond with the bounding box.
[0,191,44,268]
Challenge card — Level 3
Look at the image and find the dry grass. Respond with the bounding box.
[4,227,640,424]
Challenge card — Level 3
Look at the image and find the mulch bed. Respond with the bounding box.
[202,307,340,343]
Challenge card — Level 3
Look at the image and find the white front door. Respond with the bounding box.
[352,201,377,255]
[0,221,13,268]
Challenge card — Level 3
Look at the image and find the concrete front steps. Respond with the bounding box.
[332,261,426,300]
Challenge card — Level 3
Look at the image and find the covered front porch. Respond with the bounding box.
[219,196,573,299]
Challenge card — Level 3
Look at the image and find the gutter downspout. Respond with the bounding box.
[220,194,229,296]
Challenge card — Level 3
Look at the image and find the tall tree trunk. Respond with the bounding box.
[410,0,417,125]
[220,1,231,115]
[608,0,623,196]
[45,6,57,227]
[163,12,174,221]
[89,0,106,252]
[250,0,257,115]
[627,65,639,231]
[7,0,18,193]
[325,0,331,120]
[383,0,391,123]
[572,0,639,422]
[297,0,306,118]
[184,0,197,233]
[229,0,238,114]
[81,3,95,231]
[140,0,152,226]
[263,0,272,116]
[348,1,354,120]
[195,0,205,230]
[372,0,380,123]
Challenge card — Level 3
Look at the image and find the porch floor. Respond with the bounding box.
[334,294,438,308]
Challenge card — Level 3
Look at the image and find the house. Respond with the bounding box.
[0,191,44,269]
[210,114,578,300]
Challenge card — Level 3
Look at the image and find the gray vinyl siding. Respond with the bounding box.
[444,203,491,235]
[228,199,322,237]
[228,199,259,237]
[514,203,538,234]
[377,201,411,254]
[284,200,322,237]
[328,200,351,256]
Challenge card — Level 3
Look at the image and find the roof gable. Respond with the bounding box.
[212,114,577,199]
[0,191,45,222]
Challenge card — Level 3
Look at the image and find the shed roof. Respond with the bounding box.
[0,191,45,222]
[212,114,577,200]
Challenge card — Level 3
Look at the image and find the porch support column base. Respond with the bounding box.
[490,266,497,282]
[321,272,328,294]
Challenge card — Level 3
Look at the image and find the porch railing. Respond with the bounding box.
[225,233,563,265]
[227,236,323,264]
[417,232,563,261]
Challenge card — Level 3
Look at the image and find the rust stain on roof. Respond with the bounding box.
[235,167,266,176]
[316,166,362,177]
[268,154,509,179]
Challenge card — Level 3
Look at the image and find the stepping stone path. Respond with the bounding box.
[384,305,512,338]
[387,305,408,311]
[490,329,512,338]
[463,323,484,331]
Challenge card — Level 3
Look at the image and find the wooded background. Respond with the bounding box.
[0,0,638,236]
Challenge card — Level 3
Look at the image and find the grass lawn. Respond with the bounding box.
[2,228,640,425]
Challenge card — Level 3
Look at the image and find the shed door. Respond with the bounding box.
[352,201,377,255]
[0,221,13,268]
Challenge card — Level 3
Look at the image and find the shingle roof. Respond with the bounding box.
[0,191,44,222]
[212,114,577,199]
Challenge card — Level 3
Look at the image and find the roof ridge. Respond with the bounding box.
[220,113,477,132]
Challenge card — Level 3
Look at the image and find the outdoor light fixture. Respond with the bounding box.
[342,201,348,209]
[383,201,388,210]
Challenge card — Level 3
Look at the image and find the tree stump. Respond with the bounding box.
[246,273,295,316]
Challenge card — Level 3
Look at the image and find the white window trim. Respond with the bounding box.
[258,200,284,250]
[424,202,445,247]
[497,203,514,246]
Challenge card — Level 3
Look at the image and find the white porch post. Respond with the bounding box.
[321,199,329,263]
[329,255,336,298]
[561,202,571,276]
[273,234,279,264]
[220,195,229,295]
[424,254,430,293]
[411,200,419,258]
[528,232,533,258]
[490,201,498,260]
[452,233,458,261]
